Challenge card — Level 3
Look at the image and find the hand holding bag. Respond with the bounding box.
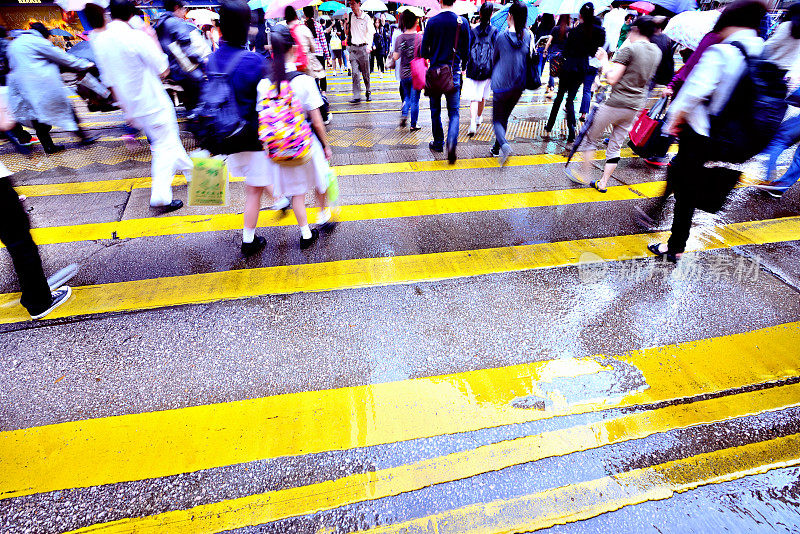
[425,18,462,96]
[629,96,668,148]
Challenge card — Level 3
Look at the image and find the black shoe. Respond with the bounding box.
[429,141,443,153]
[241,235,266,257]
[43,144,65,155]
[366,92,372,102]
[400,116,407,127]
[300,228,319,249]
[150,199,183,214]
[490,145,500,157]
[647,242,680,263]
[447,144,456,164]
[410,126,421,132]
[30,286,72,320]
[78,134,100,147]
[349,98,361,104]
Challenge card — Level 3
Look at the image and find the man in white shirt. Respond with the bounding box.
[345,0,375,103]
[87,0,192,213]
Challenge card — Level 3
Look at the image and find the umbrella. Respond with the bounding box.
[67,40,95,62]
[491,0,537,32]
[54,0,108,10]
[385,13,396,21]
[318,0,344,11]
[361,0,388,11]
[186,8,219,26]
[265,0,308,18]
[664,9,720,49]
[248,0,270,9]
[536,0,562,14]
[332,6,352,18]
[652,0,697,14]
[395,0,440,10]
[397,5,425,16]
[628,1,654,13]
[50,28,74,37]
[566,83,607,166]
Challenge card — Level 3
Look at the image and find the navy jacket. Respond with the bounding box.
[154,12,204,82]
[421,11,470,70]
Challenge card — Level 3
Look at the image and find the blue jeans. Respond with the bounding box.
[429,71,461,149]
[400,78,420,127]
[762,114,800,192]
[579,67,597,115]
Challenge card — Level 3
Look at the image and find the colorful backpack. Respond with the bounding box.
[258,72,313,166]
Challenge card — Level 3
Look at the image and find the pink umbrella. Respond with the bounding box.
[628,0,654,13]
[395,0,440,10]
[265,0,309,18]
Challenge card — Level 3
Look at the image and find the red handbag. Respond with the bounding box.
[410,33,427,91]
[629,97,668,148]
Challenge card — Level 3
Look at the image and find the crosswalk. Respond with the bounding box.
[1,72,799,533]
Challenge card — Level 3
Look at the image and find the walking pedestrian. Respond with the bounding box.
[543,4,605,144]
[0,26,39,155]
[421,0,470,164]
[205,0,273,255]
[618,13,635,48]
[6,22,98,154]
[303,6,331,93]
[533,14,555,91]
[388,14,405,103]
[330,26,345,73]
[464,2,498,137]
[371,19,385,73]
[565,15,661,192]
[345,0,375,103]
[0,95,71,320]
[88,0,191,213]
[391,9,422,130]
[258,25,334,249]
[578,7,605,122]
[287,7,328,123]
[542,14,569,97]
[154,0,205,112]
[489,1,531,165]
[650,0,769,262]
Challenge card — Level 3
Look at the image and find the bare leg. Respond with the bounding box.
[598,162,617,190]
[470,101,479,123]
[292,195,308,227]
[244,185,265,230]
[581,148,595,180]
[477,99,485,118]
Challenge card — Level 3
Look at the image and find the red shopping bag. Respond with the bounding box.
[410,34,426,91]
[629,96,668,148]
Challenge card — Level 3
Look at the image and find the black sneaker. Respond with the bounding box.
[490,145,501,157]
[366,92,372,102]
[300,228,319,249]
[150,199,183,214]
[43,144,66,155]
[349,98,361,104]
[447,144,456,164]
[429,141,443,153]
[399,116,407,127]
[30,286,72,320]
[241,235,266,257]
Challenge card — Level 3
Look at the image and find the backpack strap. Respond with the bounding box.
[209,49,249,76]
[450,17,462,68]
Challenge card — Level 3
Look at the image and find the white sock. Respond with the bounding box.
[300,225,312,239]
[242,227,255,243]
[317,207,332,225]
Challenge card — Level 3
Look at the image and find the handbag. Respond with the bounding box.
[410,33,427,91]
[629,96,668,148]
[425,18,461,96]
[548,52,563,78]
[525,31,541,91]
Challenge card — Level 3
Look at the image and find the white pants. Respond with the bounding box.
[134,111,193,207]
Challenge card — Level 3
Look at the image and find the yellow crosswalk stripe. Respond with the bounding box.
[0,214,794,324]
[61,383,800,534]
[1,315,798,503]
[360,433,800,534]
[19,181,666,248]
[15,148,664,198]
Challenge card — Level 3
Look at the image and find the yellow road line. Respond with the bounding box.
[63,383,800,533]
[0,214,796,323]
[1,315,799,503]
[14,148,659,198]
[22,180,668,247]
[361,432,800,534]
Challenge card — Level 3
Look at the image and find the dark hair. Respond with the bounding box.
[479,2,492,26]
[509,1,527,33]
[270,24,295,84]
[0,26,6,39]
[713,0,767,32]
[303,6,317,37]
[164,0,185,13]
[30,22,50,38]
[285,5,299,23]
[110,0,136,21]
[631,14,656,38]
[579,2,593,22]
[442,0,455,7]
[402,9,417,30]
[556,13,570,38]
[539,13,555,33]
[625,14,635,22]
[84,4,106,28]
[789,2,800,38]
[219,0,250,46]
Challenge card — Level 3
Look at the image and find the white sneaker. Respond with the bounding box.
[468,120,477,137]
[316,207,332,225]
[31,286,72,320]
[270,197,291,211]
[476,115,483,125]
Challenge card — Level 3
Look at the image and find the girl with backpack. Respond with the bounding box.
[390,9,423,130]
[489,1,531,165]
[464,3,498,137]
[258,25,334,249]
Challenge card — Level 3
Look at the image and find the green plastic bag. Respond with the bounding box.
[327,169,339,204]
[189,157,229,207]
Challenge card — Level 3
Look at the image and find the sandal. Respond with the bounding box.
[590,180,607,193]
[647,243,681,263]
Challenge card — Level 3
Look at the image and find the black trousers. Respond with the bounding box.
[666,128,706,255]
[370,50,384,73]
[492,88,523,151]
[0,178,51,315]
[31,108,91,151]
[545,72,582,140]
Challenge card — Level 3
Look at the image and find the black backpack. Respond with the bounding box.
[466,25,495,81]
[187,51,249,155]
[709,42,788,164]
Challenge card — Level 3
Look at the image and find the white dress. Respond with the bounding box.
[257,67,330,198]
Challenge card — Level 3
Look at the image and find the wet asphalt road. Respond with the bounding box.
[1,72,800,534]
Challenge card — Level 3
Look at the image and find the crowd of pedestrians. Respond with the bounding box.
[1,0,800,320]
